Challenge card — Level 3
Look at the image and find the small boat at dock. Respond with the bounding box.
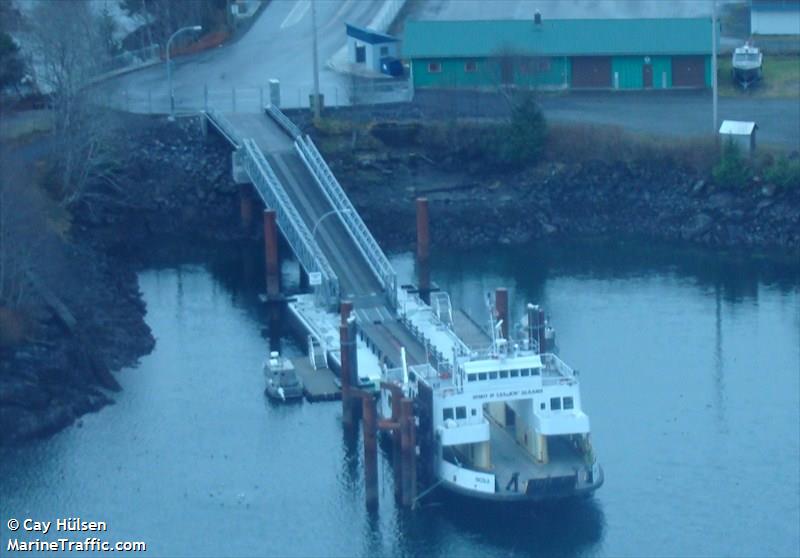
[264,351,304,401]
[732,42,763,88]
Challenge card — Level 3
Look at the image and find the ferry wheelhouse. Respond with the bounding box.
[380,291,603,502]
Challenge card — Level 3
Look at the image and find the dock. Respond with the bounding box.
[291,357,341,402]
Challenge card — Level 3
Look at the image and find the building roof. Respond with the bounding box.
[346,23,399,45]
[719,120,757,135]
[402,18,714,59]
[751,0,800,13]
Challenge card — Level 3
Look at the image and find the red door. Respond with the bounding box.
[571,56,612,88]
[643,64,653,88]
[672,56,705,87]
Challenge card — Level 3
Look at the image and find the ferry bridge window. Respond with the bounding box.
[532,368,540,376]
[550,397,561,410]
[443,408,454,421]
[563,396,574,410]
[510,369,519,378]
[456,406,467,420]
[468,374,477,382]
[489,371,498,380]
[540,402,546,410]
[521,369,530,376]
[471,408,477,416]
[499,370,509,379]
[478,372,488,381]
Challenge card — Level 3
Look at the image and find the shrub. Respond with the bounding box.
[712,139,751,189]
[764,155,800,190]
[506,93,547,167]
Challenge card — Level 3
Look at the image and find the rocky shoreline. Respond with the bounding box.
[2,111,796,445]
[0,115,242,445]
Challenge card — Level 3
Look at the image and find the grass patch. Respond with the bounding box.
[717,54,800,98]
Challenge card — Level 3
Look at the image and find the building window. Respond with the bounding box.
[550,397,561,411]
[380,46,389,56]
[468,373,477,382]
[443,408,454,421]
[428,61,442,73]
[456,406,467,420]
[464,60,477,73]
[563,396,574,410]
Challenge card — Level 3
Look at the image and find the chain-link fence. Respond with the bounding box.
[103,78,413,114]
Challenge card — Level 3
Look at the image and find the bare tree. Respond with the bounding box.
[28,1,124,207]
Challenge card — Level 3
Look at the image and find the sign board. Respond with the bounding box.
[308,272,323,286]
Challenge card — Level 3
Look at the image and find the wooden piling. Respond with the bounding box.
[400,398,417,507]
[263,209,280,298]
[416,198,431,304]
[495,287,509,340]
[340,322,353,426]
[239,185,253,233]
[362,393,378,510]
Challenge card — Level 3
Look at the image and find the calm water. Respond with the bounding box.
[2,240,798,558]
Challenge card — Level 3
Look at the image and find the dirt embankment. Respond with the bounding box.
[306,120,800,255]
[0,114,241,445]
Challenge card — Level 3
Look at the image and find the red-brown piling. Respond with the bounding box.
[416,198,431,304]
[362,393,378,510]
[263,209,280,298]
[239,185,253,232]
[495,288,509,340]
[340,322,353,426]
[340,300,353,325]
[537,308,546,353]
[400,398,417,507]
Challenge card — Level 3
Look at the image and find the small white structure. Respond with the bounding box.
[751,0,800,36]
[719,120,758,156]
[346,23,399,74]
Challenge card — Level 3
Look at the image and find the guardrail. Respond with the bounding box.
[237,138,340,307]
[205,108,242,148]
[295,135,398,308]
[265,103,302,140]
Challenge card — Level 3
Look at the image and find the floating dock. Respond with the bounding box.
[291,357,341,402]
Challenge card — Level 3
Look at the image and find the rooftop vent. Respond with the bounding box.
[534,10,542,24]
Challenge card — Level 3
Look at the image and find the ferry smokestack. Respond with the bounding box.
[416,198,431,303]
[496,288,509,340]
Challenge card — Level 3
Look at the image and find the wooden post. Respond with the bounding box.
[362,393,378,510]
[495,287,509,340]
[340,322,353,426]
[416,198,431,304]
[400,398,417,507]
[263,210,280,298]
[239,185,253,233]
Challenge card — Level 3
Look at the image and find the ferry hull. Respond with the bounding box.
[439,464,604,503]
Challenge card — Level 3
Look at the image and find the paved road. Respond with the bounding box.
[101,0,391,112]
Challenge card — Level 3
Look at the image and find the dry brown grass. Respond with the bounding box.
[545,123,720,174]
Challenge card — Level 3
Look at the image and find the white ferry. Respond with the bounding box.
[380,291,603,502]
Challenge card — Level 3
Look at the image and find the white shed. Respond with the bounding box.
[719,120,758,156]
[750,0,800,36]
[345,23,400,74]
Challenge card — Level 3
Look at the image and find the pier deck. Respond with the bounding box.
[291,357,341,402]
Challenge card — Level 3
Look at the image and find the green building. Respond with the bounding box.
[402,18,716,91]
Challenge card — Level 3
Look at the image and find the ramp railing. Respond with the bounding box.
[295,135,398,308]
[205,108,242,148]
[236,138,340,307]
[265,103,302,140]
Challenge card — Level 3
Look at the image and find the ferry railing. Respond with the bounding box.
[295,134,398,309]
[237,138,340,307]
[541,353,575,378]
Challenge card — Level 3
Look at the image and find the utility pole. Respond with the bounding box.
[311,0,321,120]
[711,0,718,134]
